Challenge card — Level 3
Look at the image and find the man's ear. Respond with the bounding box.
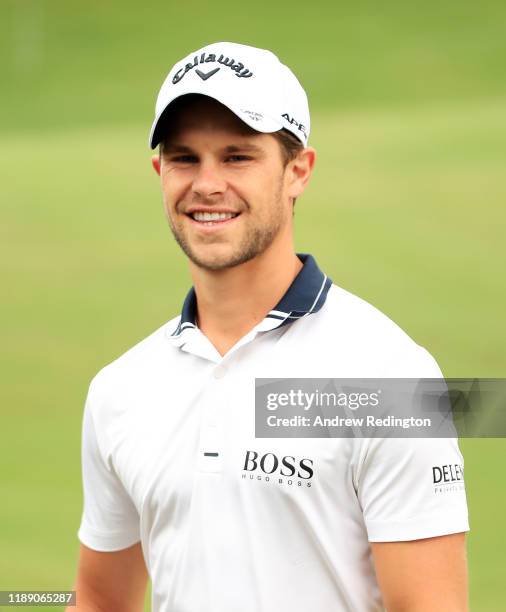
[152,154,161,176]
[286,147,316,200]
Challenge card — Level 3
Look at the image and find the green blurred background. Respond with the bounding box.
[1,0,505,609]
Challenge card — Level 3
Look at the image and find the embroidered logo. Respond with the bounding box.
[281,112,307,136]
[241,109,263,122]
[241,450,314,488]
[172,52,253,84]
[195,67,220,81]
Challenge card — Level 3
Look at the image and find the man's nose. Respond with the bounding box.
[192,159,227,199]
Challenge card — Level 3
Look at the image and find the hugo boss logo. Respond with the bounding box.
[242,450,313,488]
[172,52,254,84]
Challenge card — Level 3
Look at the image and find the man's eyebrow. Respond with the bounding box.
[223,143,264,154]
[223,142,264,155]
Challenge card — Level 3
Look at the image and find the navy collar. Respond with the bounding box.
[171,253,332,337]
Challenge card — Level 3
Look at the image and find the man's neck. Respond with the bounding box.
[189,248,303,357]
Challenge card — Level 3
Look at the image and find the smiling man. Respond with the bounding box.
[69,42,469,611]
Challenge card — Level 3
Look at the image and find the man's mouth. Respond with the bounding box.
[187,211,240,225]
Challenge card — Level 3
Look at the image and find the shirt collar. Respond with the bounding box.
[169,253,332,338]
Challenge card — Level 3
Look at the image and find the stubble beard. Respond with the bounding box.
[166,180,287,272]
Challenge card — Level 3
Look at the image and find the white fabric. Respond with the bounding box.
[78,284,469,612]
[149,41,310,148]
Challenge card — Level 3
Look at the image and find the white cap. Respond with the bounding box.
[149,41,310,149]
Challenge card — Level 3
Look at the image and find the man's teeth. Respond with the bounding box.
[192,212,237,222]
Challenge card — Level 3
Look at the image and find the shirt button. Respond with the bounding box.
[213,365,227,379]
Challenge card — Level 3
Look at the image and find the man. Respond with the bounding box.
[70,42,469,611]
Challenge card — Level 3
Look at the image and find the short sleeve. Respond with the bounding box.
[357,435,469,542]
[354,342,470,541]
[77,385,141,551]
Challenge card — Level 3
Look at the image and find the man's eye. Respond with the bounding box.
[226,155,252,162]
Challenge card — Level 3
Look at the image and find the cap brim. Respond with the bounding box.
[149,90,283,149]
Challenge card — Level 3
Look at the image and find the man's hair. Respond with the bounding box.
[271,129,304,167]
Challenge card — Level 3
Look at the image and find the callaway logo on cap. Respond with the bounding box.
[149,41,310,149]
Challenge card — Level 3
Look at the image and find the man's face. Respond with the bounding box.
[155,97,295,271]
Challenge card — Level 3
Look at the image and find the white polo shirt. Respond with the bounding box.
[78,254,469,612]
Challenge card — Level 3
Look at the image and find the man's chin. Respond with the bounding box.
[187,247,259,272]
